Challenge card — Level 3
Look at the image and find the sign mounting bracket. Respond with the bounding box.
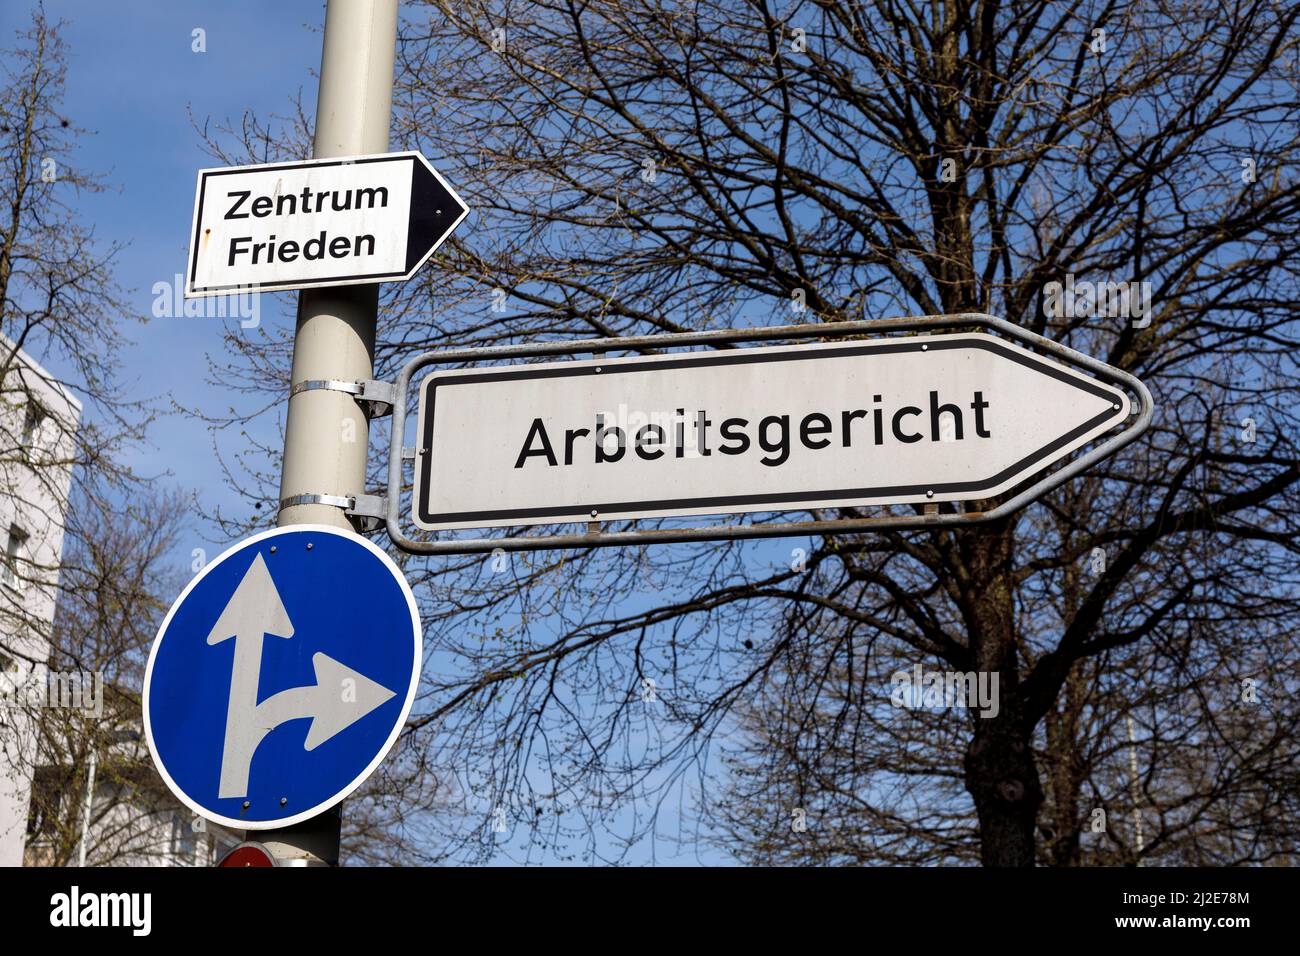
[289,378,397,419]
[277,492,387,533]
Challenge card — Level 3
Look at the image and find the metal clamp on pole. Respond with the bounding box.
[278,492,388,533]
[289,378,398,419]
[346,494,387,533]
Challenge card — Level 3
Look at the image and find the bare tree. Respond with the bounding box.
[200,0,1300,865]
[1,8,180,866]
[1,5,154,660]
[20,487,194,866]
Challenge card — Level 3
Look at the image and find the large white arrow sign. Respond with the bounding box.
[413,332,1133,530]
[206,553,395,799]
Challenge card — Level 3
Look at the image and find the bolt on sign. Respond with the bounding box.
[412,332,1133,531]
[185,151,467,297]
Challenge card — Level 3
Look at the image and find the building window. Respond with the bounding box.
[19,400,45,456]
[2,525,27,592]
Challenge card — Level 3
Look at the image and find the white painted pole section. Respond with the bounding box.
[77,745,96,867]
[264,0,399,864]
[1126,714,1145,864]
[276,0,398,530]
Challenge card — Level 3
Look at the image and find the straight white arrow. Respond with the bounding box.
[206,552,396,800]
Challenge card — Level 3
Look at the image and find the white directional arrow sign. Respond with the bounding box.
[414,331,1135,530]
[206,552,396,799]
[185,151,468,297]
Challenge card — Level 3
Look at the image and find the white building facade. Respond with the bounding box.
[0,337,81,866]
[0,339,243,868]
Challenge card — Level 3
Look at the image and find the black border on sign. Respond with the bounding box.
[415,337,1126,526]
[186,155,465,295]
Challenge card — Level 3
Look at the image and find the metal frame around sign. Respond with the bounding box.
[381,312,1154,555]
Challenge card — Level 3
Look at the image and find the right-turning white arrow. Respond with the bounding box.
[207,552,396,800]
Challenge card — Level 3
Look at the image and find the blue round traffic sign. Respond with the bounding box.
[143,525,421,830]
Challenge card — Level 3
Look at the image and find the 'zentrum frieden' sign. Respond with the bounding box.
[412,332,1132,531]
[185,151,467,297]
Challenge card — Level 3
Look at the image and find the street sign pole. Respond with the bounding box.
[266,0,399,866]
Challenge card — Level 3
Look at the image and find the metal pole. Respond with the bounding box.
[1126,714,1145,864]
[261,0,399,867]
[77,745,96,867]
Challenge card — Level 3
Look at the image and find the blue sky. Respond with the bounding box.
[0,0,320,510]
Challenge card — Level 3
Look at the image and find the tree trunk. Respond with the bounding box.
[1043,661,1088,865]
[960,521,1044,866]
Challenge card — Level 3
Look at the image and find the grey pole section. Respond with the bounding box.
[260,0,399,866]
